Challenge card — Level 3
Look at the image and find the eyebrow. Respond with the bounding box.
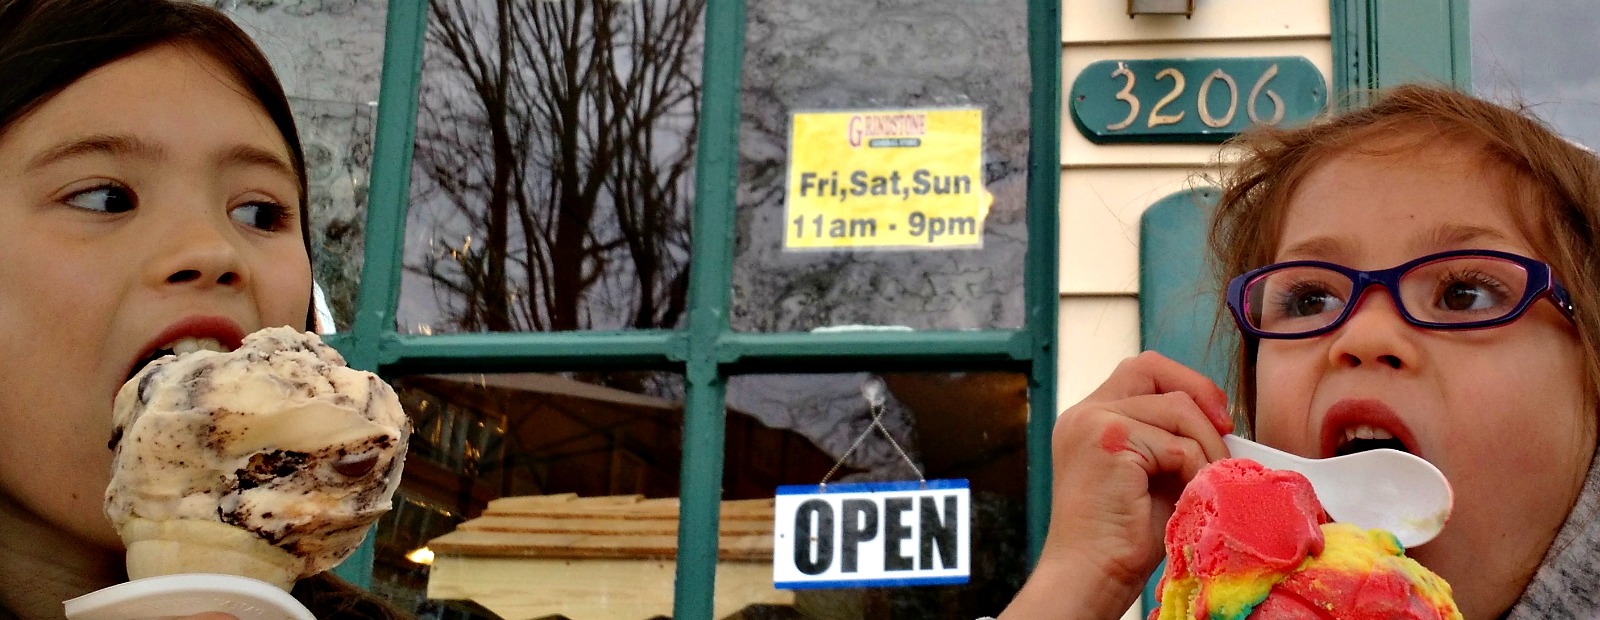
[1277,236,1353,262]
[26,134,299,182]
[26,134,162,172]
[218,143,300,184]
[1277,223,1513,263]
[1416,222,1511,252]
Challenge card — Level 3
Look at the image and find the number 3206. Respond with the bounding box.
[1106,62,1284,131]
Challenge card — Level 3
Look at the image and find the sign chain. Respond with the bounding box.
[819,378,926,490]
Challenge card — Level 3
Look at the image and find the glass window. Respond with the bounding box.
[720,372,1030,618]
[1472,0,1600,148]
[213,0,388,332]
[731,1,1031,333]
[377,370,915,616]
[398,0,704,335]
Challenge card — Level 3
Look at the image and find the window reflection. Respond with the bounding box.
[373,371,842,618]
[731,0,1031,333]
[212,0,387,331]
[296,97,374,333]
[398,0,703,334]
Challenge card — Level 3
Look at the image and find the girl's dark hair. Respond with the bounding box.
[0,0,402,616]
[0,0,316,330]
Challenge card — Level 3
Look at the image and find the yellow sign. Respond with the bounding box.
[785,108,989,250]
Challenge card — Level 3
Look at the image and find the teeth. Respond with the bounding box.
[1343,425,1396,443]
[166,338,228,355]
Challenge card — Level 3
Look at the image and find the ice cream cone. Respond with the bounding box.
[120,518,300,591]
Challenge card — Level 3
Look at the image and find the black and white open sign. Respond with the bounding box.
[772,479,970,590]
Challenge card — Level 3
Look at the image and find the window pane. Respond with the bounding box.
[731,1,1031,332]
[214,0,388,332]
[720,372,1030,618]
[1472,0,1600,148]
[398,0,703,335]
[372,371,687,617]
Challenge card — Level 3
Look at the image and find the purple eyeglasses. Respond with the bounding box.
[1226,249,1577,339]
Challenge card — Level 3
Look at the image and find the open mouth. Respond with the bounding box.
[1333,424,1411,456]
[126,337,232,382]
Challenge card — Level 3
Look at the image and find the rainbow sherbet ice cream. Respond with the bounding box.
[1148,458,1461,620]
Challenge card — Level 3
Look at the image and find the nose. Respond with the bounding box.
[1325,286,1418,371]
[145,215,247,291]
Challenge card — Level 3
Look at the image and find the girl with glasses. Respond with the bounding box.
[999,85,1600,620]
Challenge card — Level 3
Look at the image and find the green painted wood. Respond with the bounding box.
[1070,57,1327,143]
[1372,0,1471,89]
[1025,0,1062,563]
[1138,187,1232,387]
[372,331,684,373]
[718,330,1029,372]
[672,0,746,616]
[328,0,428,589]
[1331,0,1471,104]
[341,0,427,375]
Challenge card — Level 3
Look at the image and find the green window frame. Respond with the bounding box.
[326,0,1062,617]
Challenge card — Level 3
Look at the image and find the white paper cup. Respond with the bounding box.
[63,573,314,620]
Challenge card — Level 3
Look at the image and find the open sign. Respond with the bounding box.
[773,479,971,590]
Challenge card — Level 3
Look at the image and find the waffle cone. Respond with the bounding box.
[119,518,300,591]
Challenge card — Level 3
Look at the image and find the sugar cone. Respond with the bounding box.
[119,518,300,591]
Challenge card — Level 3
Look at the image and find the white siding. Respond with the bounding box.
[1056,0,1332,409]
[1054,7,1333,612]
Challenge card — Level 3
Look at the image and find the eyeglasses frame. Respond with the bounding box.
[1225,248,1578,340]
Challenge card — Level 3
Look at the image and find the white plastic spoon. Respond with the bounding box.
[1222,434,1453,548]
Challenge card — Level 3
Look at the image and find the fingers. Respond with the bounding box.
[1103,392,1230,465]
[1088,351,1233,435]
[1067,396,1216,484]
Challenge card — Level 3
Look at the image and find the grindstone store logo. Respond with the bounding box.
[847,112,927,148]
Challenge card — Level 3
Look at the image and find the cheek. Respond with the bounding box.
[1447,333,1593,470]
[1251,344,1315,443]
[0,227,121,370]
[252,240,312,329]
[0,230,124,545]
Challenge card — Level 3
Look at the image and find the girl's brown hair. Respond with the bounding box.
[1210,84,1600,436]
[0,0,403,616]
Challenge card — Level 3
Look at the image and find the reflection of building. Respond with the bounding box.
[394,374,842,517]
[424,494,789,619]
[371,372,1031,619]
[370,373,842,617]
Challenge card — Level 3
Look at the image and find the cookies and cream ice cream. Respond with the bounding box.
[105,327,409,589]
[1150,458,1460,620]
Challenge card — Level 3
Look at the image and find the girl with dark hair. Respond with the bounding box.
[0,0,406,617]
[996,86,1600,619]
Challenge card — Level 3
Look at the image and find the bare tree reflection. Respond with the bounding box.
[409,0,702,332]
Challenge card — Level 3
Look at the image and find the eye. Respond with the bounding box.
[229,201,292,232]
[1434,270,1512,313]
[63,183,135,214]
[1272,281,1347,319]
